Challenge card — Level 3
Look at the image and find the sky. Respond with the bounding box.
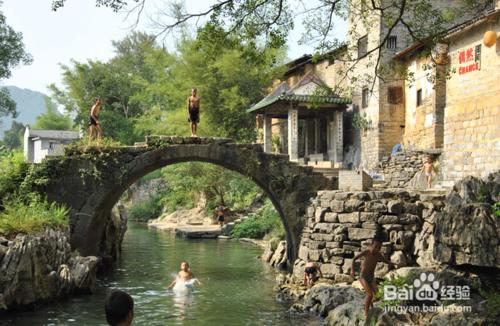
[2,0,347,94]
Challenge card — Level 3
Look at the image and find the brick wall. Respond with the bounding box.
[442,18,500,181]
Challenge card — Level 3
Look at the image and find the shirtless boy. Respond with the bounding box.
[187,88,200,137]
[422,155,434,188]
[88,96,103,143]
[351,236,394,319]
[167,261,201,289]
[303,261,323,287]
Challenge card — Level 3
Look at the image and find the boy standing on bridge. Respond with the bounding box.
[88,96,103,144]
[187,88,200,137]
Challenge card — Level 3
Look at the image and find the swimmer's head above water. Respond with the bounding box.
[180,261,190,271]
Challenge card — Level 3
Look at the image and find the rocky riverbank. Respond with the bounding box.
[0,228,98,311]
[263,171,500,324]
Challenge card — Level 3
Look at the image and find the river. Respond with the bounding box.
[0,222,319,325]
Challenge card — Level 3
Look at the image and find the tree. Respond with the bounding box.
[32,96,72,130]
[52,0,494,90]
[0,4,32,122]
[2,120,24,149]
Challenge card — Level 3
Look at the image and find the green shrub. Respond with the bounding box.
[128,195,164,221]
[0,194,69,236]
[492,202,500,218]
[231,200,282,239]
[480,288,500,318]
[376,275,411,306]
[0,150,29,202]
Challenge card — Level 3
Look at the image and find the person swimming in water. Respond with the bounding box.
[167,261,202,291]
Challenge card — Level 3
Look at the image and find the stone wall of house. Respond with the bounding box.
[292,189,446,281]
[378,150,441,188]
[403,56,445,150]
[442,17,500,182]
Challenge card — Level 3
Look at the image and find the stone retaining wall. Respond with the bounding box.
[293,189,447,280]
[379,150,441,188]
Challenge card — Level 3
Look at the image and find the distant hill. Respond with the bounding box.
[0,86,47,139]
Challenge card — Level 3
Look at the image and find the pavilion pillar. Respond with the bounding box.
[263,115,272,153]
[335,111,344,164]
[314,117,320,154]
[288,106,299,161]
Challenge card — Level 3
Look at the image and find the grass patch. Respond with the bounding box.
[128,194,164,221]
[0,194,69,236]
[231,200,283,239]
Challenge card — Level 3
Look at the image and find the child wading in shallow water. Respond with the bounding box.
[167,261,202,290]
[351,236,394,319]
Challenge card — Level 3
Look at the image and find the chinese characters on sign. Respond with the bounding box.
[458,44,481,75]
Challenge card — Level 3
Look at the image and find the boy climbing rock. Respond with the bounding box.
[351,236,394,319]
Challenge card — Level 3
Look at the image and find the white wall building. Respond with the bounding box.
[24,126,80,163]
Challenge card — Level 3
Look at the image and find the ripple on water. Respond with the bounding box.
[0,223,320,326]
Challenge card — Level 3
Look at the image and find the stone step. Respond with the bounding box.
[308,160,334,168]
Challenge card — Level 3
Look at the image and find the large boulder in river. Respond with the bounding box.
[302,284,364,317]
[0,228,98,310]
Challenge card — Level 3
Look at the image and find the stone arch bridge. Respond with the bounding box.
[34,136,334,267]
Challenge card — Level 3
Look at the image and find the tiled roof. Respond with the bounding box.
[247,94,351,113]
[247,71,351,113]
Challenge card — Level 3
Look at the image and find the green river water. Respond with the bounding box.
[0,223,320,326]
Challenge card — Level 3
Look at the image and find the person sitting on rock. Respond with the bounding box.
[303,261,323,286]
[351,235,394,320]
[105,289,134,326]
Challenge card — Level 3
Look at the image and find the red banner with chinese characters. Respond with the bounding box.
[458,45,481,75]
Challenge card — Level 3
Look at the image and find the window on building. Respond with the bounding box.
[358,35,368,58]
[362,88,369,108]
[388,86,403,104]
[387,36,397,50]
[416,89,423,107]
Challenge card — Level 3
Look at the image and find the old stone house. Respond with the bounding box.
[394,7,500,181]
[250,1,499,184]
[24,126,79,163]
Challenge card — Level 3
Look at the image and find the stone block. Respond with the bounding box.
[307,206,315,218]
[321,263,341,276]
[344,199,365,212]
[327,245,344,253]
[330,200,345,213]
[334,192,350,201]
[298,245,309,261]
[387,200,404,214]
[314,223,334,233]
[378,215,399,224]
[381,242,393,255]
[333,234,346,242]
[348,228,378,240]
[333,225,348,235]
[308,250,322,261]
[324,212,339,223]
[360,212,379,222]
[315,208,331,223]
[309,240,326,250]
[361,222,379,230]
[382,224,403,232]
[399,214,420,225]
[330,256,344,265]
[365,201,388,213]
[390,251,408,267]
[338,212,360,224]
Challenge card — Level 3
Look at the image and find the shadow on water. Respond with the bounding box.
[0,222,320,326]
